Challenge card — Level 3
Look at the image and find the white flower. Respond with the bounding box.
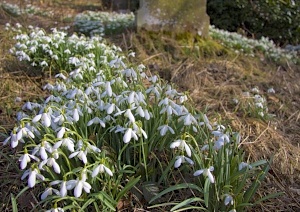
[92,164,113,177]
[45,207,64,212]
[124,109,135,123]
[19,153,39,169]
[157,125,175,136]
[69,150,88,164]
[193,166,215,183]
[39,157,61,174]
[238,162,252,171]
[50,180,67,197]
[41,187,60,200]
[224,194,234,206]
[267,87,275,93]
[123,128,138,143]
[174,155,194,168]
[178,113,197,126]
[66,178,91,198]
[53,137,75,152]
[87,117,105,127]
[21,168,45,188]
[170,139,192,157]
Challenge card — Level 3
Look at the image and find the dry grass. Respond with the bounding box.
[0,1,299,211]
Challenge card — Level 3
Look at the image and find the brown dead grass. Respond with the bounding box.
[0,0,299,211]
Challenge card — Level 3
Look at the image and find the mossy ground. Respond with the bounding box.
[0,0,299,211]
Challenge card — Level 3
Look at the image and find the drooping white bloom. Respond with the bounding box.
[224,194,234,206]
[41,187,60,200]
[45,207,64,212]
[170,139,192,157]
[157,125,175,136]
[92,164,113,177]
[66,178,91,198]
[53,137,75,152]
[238,162,252,171]
[21,168,45,188]
[87,117,105,127]
[174,155,194,168]
[50,180,67,197]
[123,128,138,143]
[69,149,88,164]
[19,153,39,169]
[193,166,215,183]
[39,157,61,174]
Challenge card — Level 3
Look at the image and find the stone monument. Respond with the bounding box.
[137,0,210,37]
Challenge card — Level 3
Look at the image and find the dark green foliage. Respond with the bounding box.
[207,0,300,45]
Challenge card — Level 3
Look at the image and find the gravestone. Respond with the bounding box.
[137,0,210,37]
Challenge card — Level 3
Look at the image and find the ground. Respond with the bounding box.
[0,0,299,211]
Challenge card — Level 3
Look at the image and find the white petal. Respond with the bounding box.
[60,181,67,197]
[104,166,113,176]
[174,157,182,168]
[28,170,37,188]
[41,188,51,200]
[57,127,65,139]
[170,140,181,149]
[52,160,61,174]
[82,182,91,193]
[193,169,204,176]
[184,143,192,157]
[92,165,100,177]
[207,170,215,183]
[123,128,132,143]
[74,181,83,197]
[40,147,48,160]
[32,114,42,123]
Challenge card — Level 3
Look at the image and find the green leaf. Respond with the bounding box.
[150,183,203,204]
[170,197,205,211]
[11,194,18,212]
[116,176,141,201]
[204,178,210,208]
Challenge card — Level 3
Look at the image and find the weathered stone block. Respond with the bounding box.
[137,0,210,37]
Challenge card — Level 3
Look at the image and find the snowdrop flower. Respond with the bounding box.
[267,87,275,94]
[19,152,40,169]
[32,112,51,127]
[66,178,91,198]
[45,207,64,212]
[124,109,135,123]
[224,194,234,206]
[238,162,252,171]
[200,114,213,131]
[179,113,198,126]
[174,155,194,168]
[193,166,215,183]
[56,127,68,139]
[170,139,192,157]
[251,87,260,93]
[157,125,175,136]
[92,164,113,177]
[123,128,138,143]
[21,168,45,188]
[53,137,75,152]
[50,180,67,197]
[87,117,105,127]
[69,143,88,164]
[39,157,61,174]
[32,141,52,160]
[46,207,64,212]
[41,187,60,200]
[3,131,20,148]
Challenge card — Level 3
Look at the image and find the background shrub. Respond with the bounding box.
[207,0,300,45]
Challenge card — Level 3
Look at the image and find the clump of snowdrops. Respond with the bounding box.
[2,24,276,211]
[1,1,53,17]
[74,11,135,36]
[209,25,298,63]
[233,87,276,120]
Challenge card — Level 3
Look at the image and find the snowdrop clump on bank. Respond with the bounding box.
[74,11,135,36]
[209,25,298,63]
[2,24,272,211]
